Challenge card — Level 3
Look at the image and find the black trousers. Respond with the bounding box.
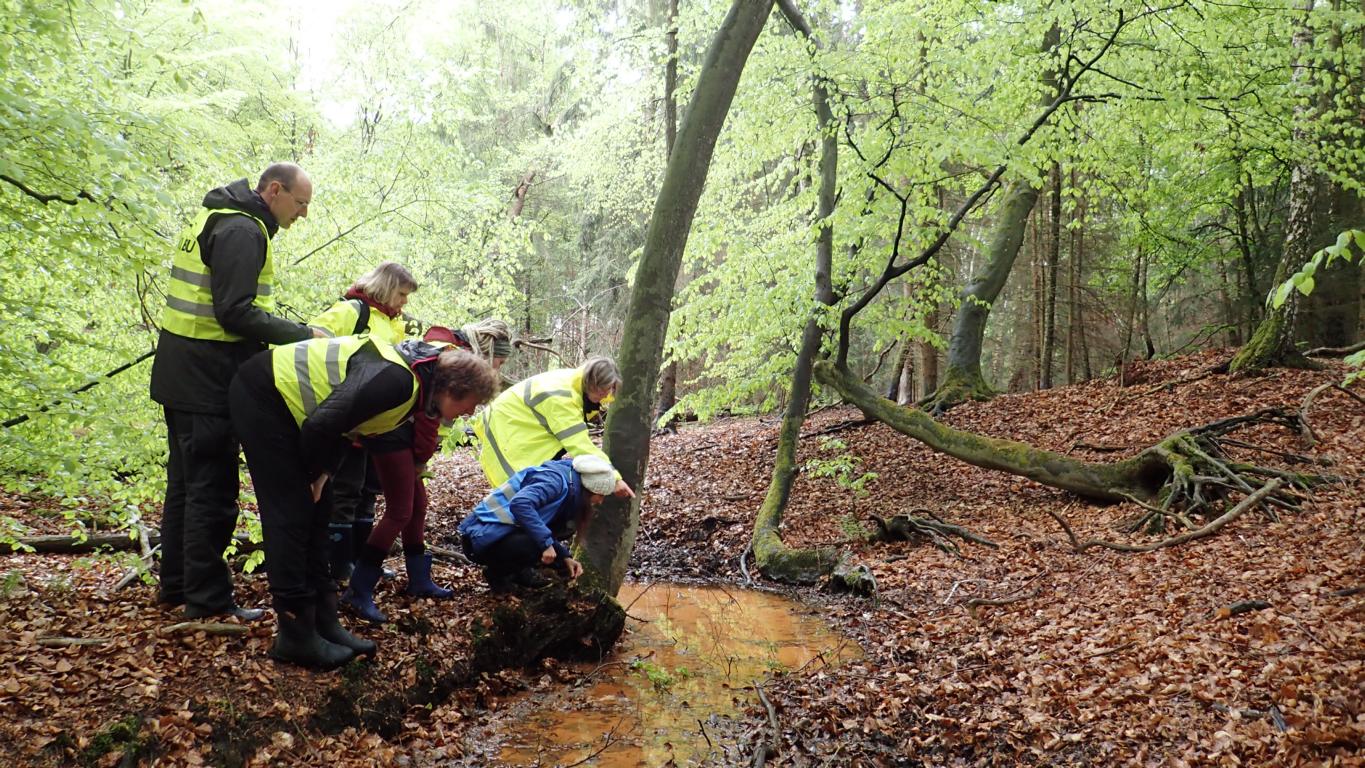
[328,444,373,526]
[466,530,564,580]
[229,376,333,609]
[159,407,240,613]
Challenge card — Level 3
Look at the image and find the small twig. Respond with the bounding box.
[623,581,659,613]
[1330,585,1365,598]
[559,716,629,768]
[752,683,780,767]
[36,636,113,647]
[697,718,713,749]
[965,588,1041,619]
[1045,507,1081,551]
[157,622,250,636]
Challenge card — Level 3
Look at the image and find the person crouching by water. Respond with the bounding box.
[229,337,496,669]
[457,455,630,592]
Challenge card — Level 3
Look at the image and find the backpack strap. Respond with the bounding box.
[349,298,371,335]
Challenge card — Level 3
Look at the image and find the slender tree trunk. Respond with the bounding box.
[1066,167,1081,383]
[579,0,775,596]
[917,305,940,399]
[1041,163,1061,389]
[655,0,682,424]
[751,0,841,584]
[887,336,911,402]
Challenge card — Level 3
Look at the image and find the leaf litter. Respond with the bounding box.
[0,349,1360,766]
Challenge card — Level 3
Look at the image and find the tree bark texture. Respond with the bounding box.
[751,0,843,585]
[655,0,682,424]
[927,25,1060,411]
[1041,163,1061,389]
[1231,1,1333,373]
[580,0,775,596]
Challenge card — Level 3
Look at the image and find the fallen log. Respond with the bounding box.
[7,531,257,555]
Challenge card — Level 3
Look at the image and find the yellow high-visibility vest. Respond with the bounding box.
[270,336,418,437]
[474,366,615,486]
[309,299,407,344]
[160,209,275,341]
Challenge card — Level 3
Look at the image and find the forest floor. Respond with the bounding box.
[1,349,1362,767]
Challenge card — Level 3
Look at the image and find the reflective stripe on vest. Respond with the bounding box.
[270,336,418,437]
[161,209,275,341]
[474,476,524,525]
[476,367,593,486]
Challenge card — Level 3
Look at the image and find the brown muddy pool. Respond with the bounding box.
[464,582,860,767]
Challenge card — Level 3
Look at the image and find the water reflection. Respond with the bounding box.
[490,582,860,767]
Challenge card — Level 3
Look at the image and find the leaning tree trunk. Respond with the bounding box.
[924,26,1060,413]
[816,360,1320,521]
[578,0,775,597]
[751,0,842,585]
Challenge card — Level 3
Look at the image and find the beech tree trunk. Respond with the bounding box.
[579,0,775,596]
[1231,1,1332,373]
[926,26,1059,410]
[751,0,842,584]
[655,0,682,424]
[1041,163,1061,389]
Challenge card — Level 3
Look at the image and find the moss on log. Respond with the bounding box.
[816,360,1167,501]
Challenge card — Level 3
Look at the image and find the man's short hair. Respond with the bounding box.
[256,163,303,192]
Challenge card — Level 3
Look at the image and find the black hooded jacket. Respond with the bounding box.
[150,179,312,414]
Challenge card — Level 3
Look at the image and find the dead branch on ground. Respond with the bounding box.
[36,636,113,648]
[1299,382,1365,447]
[869,511,998,557]
[157,622,251,637]
[1061,479,1282,554]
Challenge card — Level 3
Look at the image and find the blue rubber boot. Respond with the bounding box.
[341,560,388,624]
[404,551,453,599]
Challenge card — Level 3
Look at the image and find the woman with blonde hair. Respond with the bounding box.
[310,261,418,343]
[423,317,513,371]
[309,262,419,580]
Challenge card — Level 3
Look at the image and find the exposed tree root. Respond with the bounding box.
[1048,479,1282,553]
[869,511,998,557]
[1299,382,1365,447]
[919,367,997,416]
[1306,339,1365,358]
[966,588,1041,619]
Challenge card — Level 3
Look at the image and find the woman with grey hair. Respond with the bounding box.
[473,356,634,498]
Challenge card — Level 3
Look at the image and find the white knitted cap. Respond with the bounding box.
[572,455,617,495]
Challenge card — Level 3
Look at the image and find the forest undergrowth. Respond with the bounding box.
[0,350,1360,766]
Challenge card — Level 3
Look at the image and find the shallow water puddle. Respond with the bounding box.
[488,582,860,767]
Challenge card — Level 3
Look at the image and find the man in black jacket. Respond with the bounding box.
[150,162,321,620]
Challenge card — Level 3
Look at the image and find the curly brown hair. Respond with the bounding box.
[431,349,497,405]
